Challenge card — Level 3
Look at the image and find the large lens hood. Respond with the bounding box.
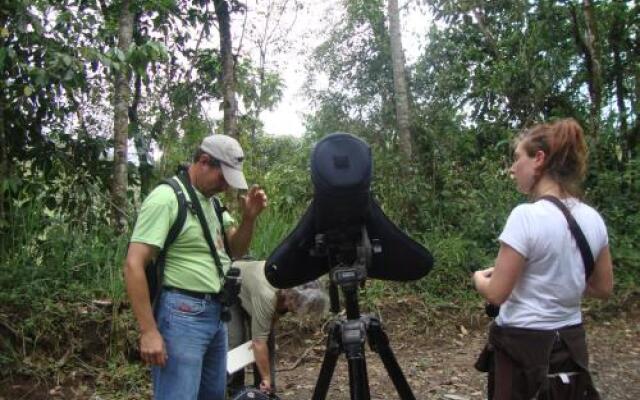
[265,133,434,289]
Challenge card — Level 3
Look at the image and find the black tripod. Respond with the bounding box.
[311,228,417,400]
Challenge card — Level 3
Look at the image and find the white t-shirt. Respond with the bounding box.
[496,198,608,329]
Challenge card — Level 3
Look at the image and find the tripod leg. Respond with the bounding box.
[368,318,416,400]
[312,322,342,400]
[347,354,371,400]
[342,319,371,400]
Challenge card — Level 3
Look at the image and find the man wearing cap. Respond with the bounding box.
[124,134,267,400]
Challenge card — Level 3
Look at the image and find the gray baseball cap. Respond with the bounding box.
[200,134,248,190]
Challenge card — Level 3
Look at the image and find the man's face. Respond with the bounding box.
[196,155,229,197]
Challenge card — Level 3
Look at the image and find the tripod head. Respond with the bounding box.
[313,224,378,318]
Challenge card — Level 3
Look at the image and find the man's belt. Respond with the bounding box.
[163,286,222,301]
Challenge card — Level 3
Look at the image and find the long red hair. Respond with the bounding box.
[517,118,588,198]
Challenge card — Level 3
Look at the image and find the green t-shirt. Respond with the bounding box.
[130,178,234,293]
[236,260,277,341]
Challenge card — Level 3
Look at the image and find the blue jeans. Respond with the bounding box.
[152,291,228,400]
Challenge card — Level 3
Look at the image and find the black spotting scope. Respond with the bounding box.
[264,133,434,289]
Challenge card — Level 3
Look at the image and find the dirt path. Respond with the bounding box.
[275,306,640,399]
[1,300,638,399]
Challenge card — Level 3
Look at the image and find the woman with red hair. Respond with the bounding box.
[473,119,613,399]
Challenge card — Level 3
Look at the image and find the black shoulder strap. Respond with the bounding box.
[539,196,595,281]
[161,177,189,253]
[212,196,233,259]
[176,170,227,283]
[150,177,188,308]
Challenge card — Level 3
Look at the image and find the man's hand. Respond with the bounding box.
[227,186,267,258]
[251,339,272,394]
[259,379,272,394]
[124,243,166,366]
[239,185,267,221]
[140,328,167,367]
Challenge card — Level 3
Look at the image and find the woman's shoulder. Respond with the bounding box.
[509,201,545,218]
[568,199,608,226]
[534,197,608,231]
[507,198,606,227]
[507,199,573,225]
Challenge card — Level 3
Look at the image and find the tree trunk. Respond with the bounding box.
[630,5,640,160]
[130,72,153,196]
[252,7,270,143]
[571,0,602,137]
[366,7,393,147]
[387,0,413,161]
[129,12,152,196]
[0,88,6,229]
[631,66,640,159]
[111,0,134,233]
[214,0,239,138]
[609,0,628,162]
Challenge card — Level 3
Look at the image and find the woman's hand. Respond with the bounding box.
[474,243,526,305]
[473,267,494,291]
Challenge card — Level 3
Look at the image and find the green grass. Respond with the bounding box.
[248,206,301,260]
[0,195,129,383]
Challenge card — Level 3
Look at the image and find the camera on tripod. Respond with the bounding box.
[264,133,435,400]
[219,266,241,323]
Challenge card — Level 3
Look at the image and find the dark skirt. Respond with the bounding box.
[475,323,601,400]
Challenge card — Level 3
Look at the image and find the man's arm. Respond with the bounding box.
[227,185,267,258]
[226,219,256,259]
[252,338,272,392]
[123,242,167,366]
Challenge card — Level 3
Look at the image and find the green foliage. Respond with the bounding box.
[305,0,397,147]
[249,208,298,260]
[245,134,314,216]
[586,154,640,293]
[236,59,284,114]
[0,158,128,381]
[240,134,314,260]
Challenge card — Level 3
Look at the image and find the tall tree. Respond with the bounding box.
[609,0,628,148]
[0,29,6,227]
[129,11,153,196]
[388,0,413,160]
[0,77,6,227]
[214,0,239,138]
[111,0,134,232]
[571,0,603,137]
[621,0,639,160]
